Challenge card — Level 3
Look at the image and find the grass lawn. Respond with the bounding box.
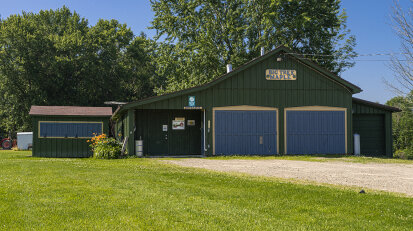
[1,150,412,230]
[207,154,413,164]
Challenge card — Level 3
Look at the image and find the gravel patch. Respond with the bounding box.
[165,159,413,196]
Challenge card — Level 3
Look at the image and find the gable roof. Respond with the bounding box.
[115,46,362,117]
[352,97,401,112]
[30,106,112,117]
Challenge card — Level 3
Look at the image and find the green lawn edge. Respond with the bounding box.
[1,150,412,230]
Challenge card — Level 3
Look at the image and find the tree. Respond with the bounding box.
[120,33,160,101]
[150,0,356,94]
[0,7,156,133]
[386,91,413,152]
[387,0,413,102]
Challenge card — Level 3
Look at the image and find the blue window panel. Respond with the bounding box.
[67,123,75,137]
[215,110,277,155]
[286,111,345,154]
[39,122,102,138]
[40,123,49,137]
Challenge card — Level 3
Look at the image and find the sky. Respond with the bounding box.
[0,0,410,104]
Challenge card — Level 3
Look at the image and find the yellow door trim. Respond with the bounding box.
[212,105,279,155]
[284,106,347,154]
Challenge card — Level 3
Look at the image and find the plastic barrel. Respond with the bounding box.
[135,140,143,157]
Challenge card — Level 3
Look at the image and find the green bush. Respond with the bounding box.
[88,134,123,159]
[394,148,413,160]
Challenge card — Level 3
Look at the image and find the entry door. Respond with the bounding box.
[286,110,345,154]
[148,111,169,154]
[215,110,277,155]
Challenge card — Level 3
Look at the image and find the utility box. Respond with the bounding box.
[17,132,33,150]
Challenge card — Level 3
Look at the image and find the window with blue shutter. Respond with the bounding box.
[39,122,103,138]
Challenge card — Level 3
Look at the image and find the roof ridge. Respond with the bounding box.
[115,46,362,116]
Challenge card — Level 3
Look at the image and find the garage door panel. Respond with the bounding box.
[215,110,277,155]
[287,110,346,154]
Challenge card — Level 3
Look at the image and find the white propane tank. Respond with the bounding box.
[135,140,143,157]
[354,133,360,156]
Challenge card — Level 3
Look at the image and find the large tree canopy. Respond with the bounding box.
[0,7,156,133]
[150,0,356,94]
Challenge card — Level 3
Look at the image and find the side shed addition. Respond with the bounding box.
[29,106,112,158]
[352,98,401,157]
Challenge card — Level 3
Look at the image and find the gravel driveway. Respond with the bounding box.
[166,159,413,196]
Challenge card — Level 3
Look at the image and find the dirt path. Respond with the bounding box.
[165,159,413,196]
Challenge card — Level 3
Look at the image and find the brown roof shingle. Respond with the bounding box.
[29,106,112,116]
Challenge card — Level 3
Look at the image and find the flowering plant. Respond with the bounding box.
[87,133,122,159]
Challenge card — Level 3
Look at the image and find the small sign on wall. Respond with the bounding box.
[266,69,297,80]
[187,120,195,126]
[188,96,196,107]
[172,120,185,130]
[162,125,168,132]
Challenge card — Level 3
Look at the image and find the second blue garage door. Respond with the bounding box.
[286,110,346,154]
[215,110,277,155]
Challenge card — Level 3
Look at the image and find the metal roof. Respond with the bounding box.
[352,97,401,112]
[29,106,112,116]
[115,46,363,117]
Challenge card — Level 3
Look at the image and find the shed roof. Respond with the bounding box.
[352,97,401,112]
[29,106,112,116]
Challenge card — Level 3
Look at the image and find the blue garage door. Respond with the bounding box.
[215,110,277,155]
[286,111,345,154]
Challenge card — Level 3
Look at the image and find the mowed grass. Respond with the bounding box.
[207,154,413,164]
[0,151,412,230]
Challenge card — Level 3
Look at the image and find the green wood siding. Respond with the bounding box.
[134,109,202,156]
[353,114,386,155]
[120,52,355,155]
[352,101,394,156]
[32,116,109,158]
[353,103,389,114]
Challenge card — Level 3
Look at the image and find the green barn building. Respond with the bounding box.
[30,106,112,157]
[113,46,400,157]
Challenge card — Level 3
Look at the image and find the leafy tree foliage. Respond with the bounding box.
[0,7,156,133]
[386,91,413,152]
[150,0,356,94]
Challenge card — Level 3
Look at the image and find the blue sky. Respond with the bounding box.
[1,0,410,103]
